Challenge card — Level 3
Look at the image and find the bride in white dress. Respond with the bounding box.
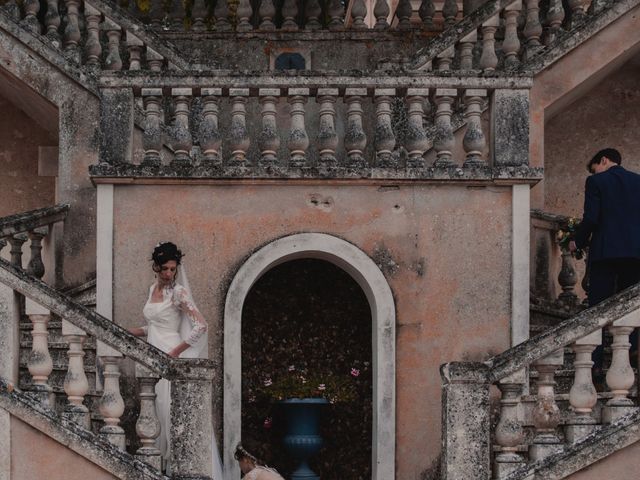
[129,242,223,478]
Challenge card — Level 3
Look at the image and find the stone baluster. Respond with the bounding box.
[3,0,20,21]
[374,89,396,168]
[62,321,90,428]
[236,0,253,31]
[565,330,601,443]
[22,0,41,34]
[479,15,499,72]
[126,32,144,71]
[44,0,62,46]
[135,364,162,470]
[494,379,525,478]
[419,0,435,30]
[350,0,368,30]
[8,234,26,313]
[433,89,456,167]
[148,0,164,28]
[405,90,429,169]
[523,0,543,61]
[568,0,589,28]
[63,0,82,63]
[141,89,164,168]
[259,0,277,30]
[214,0,232,30]
[305,0,322,30]
[529,349,563,461]
[316,89,339,168]
[458,31,477,70]
[443,0,458,26]
[103,20,123,71]
[192,0,208,31]
[544,0,565,45]
[344,89,367,169]
[199,89,222,167]
[169,0,184,29]
[281,0,299,30]
[170,89,193,167]
[99,356,126,449]
[462,89,487,167]
[436,46,455,72]
[26,228,46,280]
[503,2,521,67]
[557,250,578,307]
[373,0,389,30]
[287,88,310,168]
[146,48,164,72]
[27,307,54,407]
[229,89,251,167]
[603,319,639,423]
[258,89,281,169]
[84,5,102,70]
[328,0,345,30]
[396,0,412,30]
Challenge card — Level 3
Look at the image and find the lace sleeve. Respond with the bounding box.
[172,285,207,345]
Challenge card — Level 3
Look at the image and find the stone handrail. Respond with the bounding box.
[441,283,640,479]
[409,0,610,73]
[0,204,69,237]
[0,238,215,477]
[93,73,538,181]
[1,0,186,72]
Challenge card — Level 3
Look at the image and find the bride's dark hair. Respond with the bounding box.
[151,242,183,270]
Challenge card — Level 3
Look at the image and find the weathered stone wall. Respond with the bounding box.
[111,182,512,477]
[10,417,117,479]
[0,95,56,217]
[543,53,640,217]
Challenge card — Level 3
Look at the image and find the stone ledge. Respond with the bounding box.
[0,377,167,480]
[89,164,543,184]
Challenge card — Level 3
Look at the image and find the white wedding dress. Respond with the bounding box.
[142,281,223,478]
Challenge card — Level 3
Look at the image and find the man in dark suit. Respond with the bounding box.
[570,148,640,306]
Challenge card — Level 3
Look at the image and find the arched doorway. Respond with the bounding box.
[223,233,395,480]
[241,258,372,478]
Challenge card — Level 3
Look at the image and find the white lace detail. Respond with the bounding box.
[171,284,207,346]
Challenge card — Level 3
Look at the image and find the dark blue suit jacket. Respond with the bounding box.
[575,165,640,261]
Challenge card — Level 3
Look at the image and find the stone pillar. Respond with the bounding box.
[258,89,281,169]
[103,19,123,71]
[170,365,215,479]
[344,88,368,168]
[214,0,232,31]
[27,228,47,280]
[135,364,162,470]
[491,90,529,166]
[0,239,21,384]
[287,89,310,168]
[259,0,276,30]
[503,2,522,67]
[200,89,223,167]
[26,300,54,408]
[529,349,563,461]
[170,88,194,167]
[405,90,429,169]
[142,88,164,168]
[433,89,457,167]
[441,363,490,480]
[63,0,81,63]
[479,15,499,72]
[99,355,126,449]
[458,31,477,70]
[494,374,526,479]
[84,4,102,70]
[305,0,322,30]
[316,89,339,169]
[62,320,90,429]
[373,89,396,168]
[126,32,144,70]
[463,89,487,167]
[419,0,435,30]
[228,89,251,167]
[281,0,299,30]
[565,330,600,443]
[99,88,134,165]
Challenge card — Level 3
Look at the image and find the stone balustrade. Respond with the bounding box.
[1,0,183,72]
[409,0,607,71]
[0,206,215,478]
[441,284,640,479]
[92,75,540,181]
[121,0,464,33]
[530,209,588,310]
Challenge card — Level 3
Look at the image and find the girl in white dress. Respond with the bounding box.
[128,242,218,473]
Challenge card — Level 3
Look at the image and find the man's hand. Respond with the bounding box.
[569,240,577,253]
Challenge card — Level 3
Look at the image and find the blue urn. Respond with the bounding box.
[280,398,328,480]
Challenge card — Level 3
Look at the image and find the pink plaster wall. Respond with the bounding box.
[0,95,56,217]
[112,182,513,478]
[564,440,640,480]
[10,417,117,479]
[543,54,640,217]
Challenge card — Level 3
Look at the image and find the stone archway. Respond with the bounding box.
[223,233,396,480]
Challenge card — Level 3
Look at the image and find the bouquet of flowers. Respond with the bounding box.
[249,365,362,405]
[557,217,584,259]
